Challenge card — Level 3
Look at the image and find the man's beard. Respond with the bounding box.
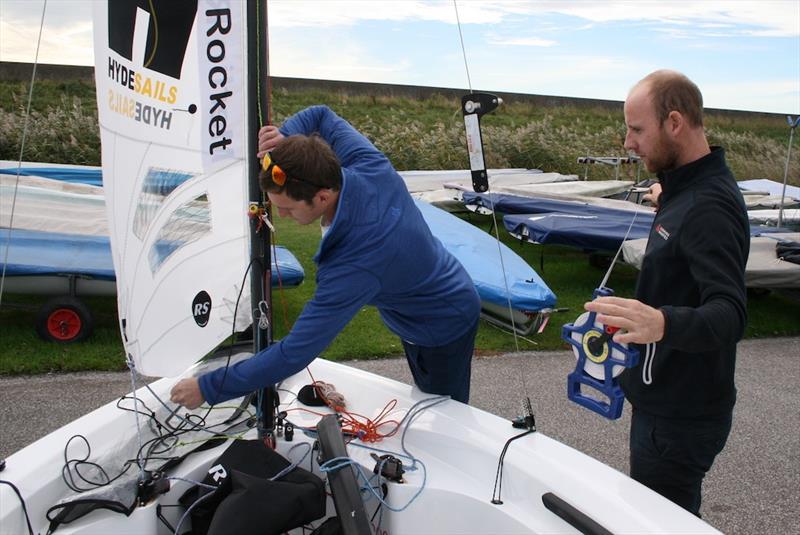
[645,131,681,174]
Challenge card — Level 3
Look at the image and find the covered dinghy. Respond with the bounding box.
[462,190,652,216]
[414,199,556,334]
[0,161,105,186]
[623,233,800,289]
[0,228,305,294]
[504,211,653,252]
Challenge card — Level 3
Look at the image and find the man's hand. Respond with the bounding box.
[584,296,665,345]
[257,125,284,158]
[170,377,205,410]
[643,182,662,208]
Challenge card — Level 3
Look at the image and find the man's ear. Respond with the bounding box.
[665,110,684,136]
[316,188,334,204]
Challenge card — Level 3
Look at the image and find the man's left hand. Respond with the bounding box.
[170,377,205,410]
[257,125,284,158]
[584,296,665,344]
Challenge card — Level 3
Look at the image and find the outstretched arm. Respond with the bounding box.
[278,105,388,172]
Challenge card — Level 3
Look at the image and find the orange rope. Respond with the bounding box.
[290,368,403,443]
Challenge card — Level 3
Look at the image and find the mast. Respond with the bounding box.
[246,0,278,441]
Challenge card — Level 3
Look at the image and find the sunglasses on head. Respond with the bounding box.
[261,153,321,188]
[261,152,289,186]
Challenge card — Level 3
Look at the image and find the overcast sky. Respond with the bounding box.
[1,0,798,114]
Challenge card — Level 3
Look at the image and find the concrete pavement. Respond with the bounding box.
[1,337,798,534]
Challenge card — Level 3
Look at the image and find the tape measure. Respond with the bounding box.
[561,287,639,419]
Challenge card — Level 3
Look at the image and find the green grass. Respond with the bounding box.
[1,80,798,374]
[0,294,126,374]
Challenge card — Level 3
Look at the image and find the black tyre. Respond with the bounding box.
[35,296,94,343]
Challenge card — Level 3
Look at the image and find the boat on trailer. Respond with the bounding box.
[0,2,720,534]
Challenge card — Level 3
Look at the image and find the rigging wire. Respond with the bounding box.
[452,1,522,353]
[0,0,48,311]
[452,1,529,418]
[453,0,472,94]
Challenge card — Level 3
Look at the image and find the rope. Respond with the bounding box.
[126,358,148,480]
[642,342,656,385]
[0,0,48,310]
[598,204,643,290]
[289,368,404,443]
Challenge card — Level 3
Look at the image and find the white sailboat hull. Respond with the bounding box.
[0,355,719,535]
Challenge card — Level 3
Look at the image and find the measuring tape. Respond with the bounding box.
[561,287,639,419]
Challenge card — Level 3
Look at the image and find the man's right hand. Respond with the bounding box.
[257,125,284,158]
[170,377,205,410]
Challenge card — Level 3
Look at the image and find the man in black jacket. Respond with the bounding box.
[585,70,749,516]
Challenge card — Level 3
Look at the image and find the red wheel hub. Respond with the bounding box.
[47,308,82,341]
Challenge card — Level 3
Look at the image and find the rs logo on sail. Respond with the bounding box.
[192,291,212,327]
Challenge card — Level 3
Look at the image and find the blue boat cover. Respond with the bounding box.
[469,191,783,252]
[0,228,304,287]
[414,199,556,311]
[0,167,104,187]
[504,212,654,252]
[462,191,641,218]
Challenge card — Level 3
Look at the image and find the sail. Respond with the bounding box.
[93,1,250,376]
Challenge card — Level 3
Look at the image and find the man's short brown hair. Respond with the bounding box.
[640,70,704,128]
[259,134,342,203]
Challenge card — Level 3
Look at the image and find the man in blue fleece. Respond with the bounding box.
[585,71,749,516]
[171,105,481,408]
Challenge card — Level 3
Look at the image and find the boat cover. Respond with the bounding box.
[1,228,305,287]
[0,166,104,187]
[399,169,578,193]
[504,211,654,251]
[498,179,634,199]
[623,234,800,289]
[414,199,556,311]
[739,179,800,199]
[747,208,800,228]
[462,190,652,215]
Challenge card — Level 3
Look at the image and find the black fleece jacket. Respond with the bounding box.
[620,147,749,419]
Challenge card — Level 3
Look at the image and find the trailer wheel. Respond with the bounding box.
[35,297,94,343]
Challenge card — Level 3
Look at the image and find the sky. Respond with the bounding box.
[0,0,798,114]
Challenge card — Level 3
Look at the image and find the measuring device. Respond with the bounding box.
[561,287,639,419]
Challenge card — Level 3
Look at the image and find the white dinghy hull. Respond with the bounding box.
[1,353,719,535]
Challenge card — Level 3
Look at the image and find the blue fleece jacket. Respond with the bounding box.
[199,106,480,405]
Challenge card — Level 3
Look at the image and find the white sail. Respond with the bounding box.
[93,1,250,376]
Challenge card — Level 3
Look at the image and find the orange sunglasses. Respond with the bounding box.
[261,152,321,188]
[261,152,289,186]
